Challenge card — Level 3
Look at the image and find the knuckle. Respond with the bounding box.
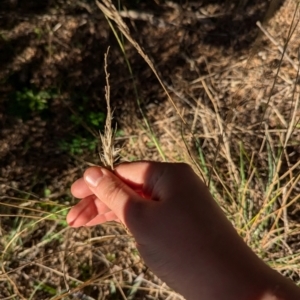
[126,200,145,225]
[170,162,193,176]
[101,176,126,206]
[99,174,147,228]
[176,162,193,171]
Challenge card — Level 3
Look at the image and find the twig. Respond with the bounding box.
[256,21,299,71]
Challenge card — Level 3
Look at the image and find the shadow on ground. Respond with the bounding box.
[0,0,285,195]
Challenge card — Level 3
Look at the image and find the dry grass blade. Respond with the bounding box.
[256,21,299,71]
[100,47,118,170]
[96,0,184,124]
[96,0,212,178]
[249,0,284,54]
[63,48,120,294]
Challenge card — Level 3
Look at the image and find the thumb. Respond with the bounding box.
[83,167,145,226]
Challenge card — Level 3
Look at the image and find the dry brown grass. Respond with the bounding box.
[99,47,118,170]
[106,0,300,283]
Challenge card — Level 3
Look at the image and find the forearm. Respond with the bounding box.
[181,246,300,300]
[182,260,300,300]
[169,219,300,300]
[259,269,300,300]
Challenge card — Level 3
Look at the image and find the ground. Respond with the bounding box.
[0,0,300,299]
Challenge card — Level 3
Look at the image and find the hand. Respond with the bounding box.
[67,162,300,300]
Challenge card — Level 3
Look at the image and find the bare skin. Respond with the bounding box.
[67,161,300,300]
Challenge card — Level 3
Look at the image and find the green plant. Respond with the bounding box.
[8,87,56,119]
[59,136,98,155]
[70,108,105,129]
[34,28,43,40]
[16,89,51,111]
[56,94,107,155]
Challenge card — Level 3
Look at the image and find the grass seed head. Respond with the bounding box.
[100,47,119,170]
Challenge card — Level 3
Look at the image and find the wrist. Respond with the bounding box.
[257,269,300,300]
[173,234,300,300]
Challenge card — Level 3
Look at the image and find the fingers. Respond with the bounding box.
[83,167,146,225]
[114,161,197,201]
[71,176,146,199]
[70,162,152,200]
[68,164,151,228]
[71,177,93,199]
[114,161,166,199]
[67,195,115,227]
[114,161,153,186]
[67,195,98,227]
[85,211,118,226]
[67,162,198,229]
[70,161,169,203]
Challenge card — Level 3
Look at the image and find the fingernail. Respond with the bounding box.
[85,168,103,187]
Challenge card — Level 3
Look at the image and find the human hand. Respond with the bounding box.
[67,162,300,300]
